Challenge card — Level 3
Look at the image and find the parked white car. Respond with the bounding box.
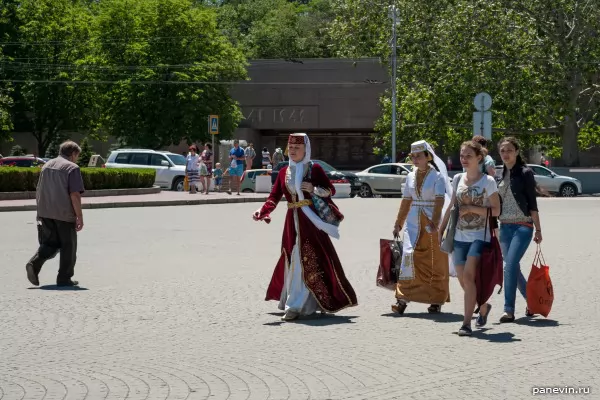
[494,164,582,197]
[105,149,188,191]
[330,178,352,198]
[356,163,413,197]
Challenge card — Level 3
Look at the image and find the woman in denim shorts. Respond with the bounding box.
[440,140,501,336]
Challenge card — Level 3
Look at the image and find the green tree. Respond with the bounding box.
[217,0,335,59]
[77,137,93,167]
[44,138,60,158]
[10,144,25,156]
[0,0,18,139]
[2,0,99,156]
[93,0,247,148]
[329,0,600,165]
[0,73,12,138]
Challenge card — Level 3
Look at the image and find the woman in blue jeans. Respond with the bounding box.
[496,137,543,323]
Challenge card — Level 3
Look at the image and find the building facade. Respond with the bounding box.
[227,58,389,169]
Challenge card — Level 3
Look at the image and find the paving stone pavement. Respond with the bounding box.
[1,197,598,400]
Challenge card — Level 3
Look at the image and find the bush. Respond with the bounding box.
[80,168,156,190]
[0,167,156,192]
[10,145,26,156]
[77,138,94,168]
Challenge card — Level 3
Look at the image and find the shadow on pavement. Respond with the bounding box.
[295,315,358,326]
[453,328,522,342]
[29,285,89,291]
[263,313,358,327]
[514,318,561,327]
[380,312,464,323]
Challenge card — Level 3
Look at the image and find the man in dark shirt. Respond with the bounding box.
[26,140,85,287]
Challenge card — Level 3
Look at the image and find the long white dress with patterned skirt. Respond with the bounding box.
[394,166,451,305]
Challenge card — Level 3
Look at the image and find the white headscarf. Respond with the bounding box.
[410,140,453,203]
[427,142,453,203]
[288,133,340,239]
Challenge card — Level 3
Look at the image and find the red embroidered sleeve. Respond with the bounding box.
[310,163,335,197]
[256,167,285,220]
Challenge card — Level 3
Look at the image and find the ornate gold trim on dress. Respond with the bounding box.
[410,200,436,207]
[288,199,313,209]
[415,167,432,198]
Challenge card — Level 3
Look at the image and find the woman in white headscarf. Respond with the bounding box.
[391,140,453,314]
[253,133,357,321]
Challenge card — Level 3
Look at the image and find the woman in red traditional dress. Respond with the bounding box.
[252,133,358,321]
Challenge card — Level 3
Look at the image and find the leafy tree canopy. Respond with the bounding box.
[329,0,600,165]
[92,0,248,149]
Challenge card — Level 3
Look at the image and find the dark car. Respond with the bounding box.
[271,160,360,198]
[0,156,46,167]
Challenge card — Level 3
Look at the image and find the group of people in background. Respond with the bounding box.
[184,140,287,196]
[185,141,288,195]
[185,143,215,195]
[245,143,286,170]
[253,132,544,338]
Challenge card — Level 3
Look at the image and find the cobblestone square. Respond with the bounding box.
[1,198,598,399]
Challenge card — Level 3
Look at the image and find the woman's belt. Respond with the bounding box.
[410,200,436,207]
[288,199,313,209]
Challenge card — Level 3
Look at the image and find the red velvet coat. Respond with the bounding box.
[255,163,357,312]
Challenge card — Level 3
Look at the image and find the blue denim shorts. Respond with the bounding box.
[229,164,244,177]
[453,240,486,266]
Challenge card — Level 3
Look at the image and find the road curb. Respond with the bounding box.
[0,186,161,200]
[0,195,269,213]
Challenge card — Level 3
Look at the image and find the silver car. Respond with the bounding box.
[495,164,582,197]
[356,163,413,197]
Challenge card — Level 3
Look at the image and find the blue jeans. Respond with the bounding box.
[499,223,534,313]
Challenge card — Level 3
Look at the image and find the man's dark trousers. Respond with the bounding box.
[28,217,77,284]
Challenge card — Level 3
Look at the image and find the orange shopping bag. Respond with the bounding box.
[526,246,554,317]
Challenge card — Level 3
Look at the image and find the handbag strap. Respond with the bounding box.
[450,173,462,216]
[484,208,494,241]
[533,244,546,267]
[453,173,463,192]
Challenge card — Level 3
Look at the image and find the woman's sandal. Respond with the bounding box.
[427,304,442,313]
[476,304,492,327]
[458,325,472,336]
[525,307,535,317]
[499,313,516,323]
[391,301,408,315]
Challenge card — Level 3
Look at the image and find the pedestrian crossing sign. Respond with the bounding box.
[209,115,219,135]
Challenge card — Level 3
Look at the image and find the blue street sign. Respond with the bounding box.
[209,115,219,135]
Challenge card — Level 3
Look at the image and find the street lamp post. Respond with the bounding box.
[389,5,399,163]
